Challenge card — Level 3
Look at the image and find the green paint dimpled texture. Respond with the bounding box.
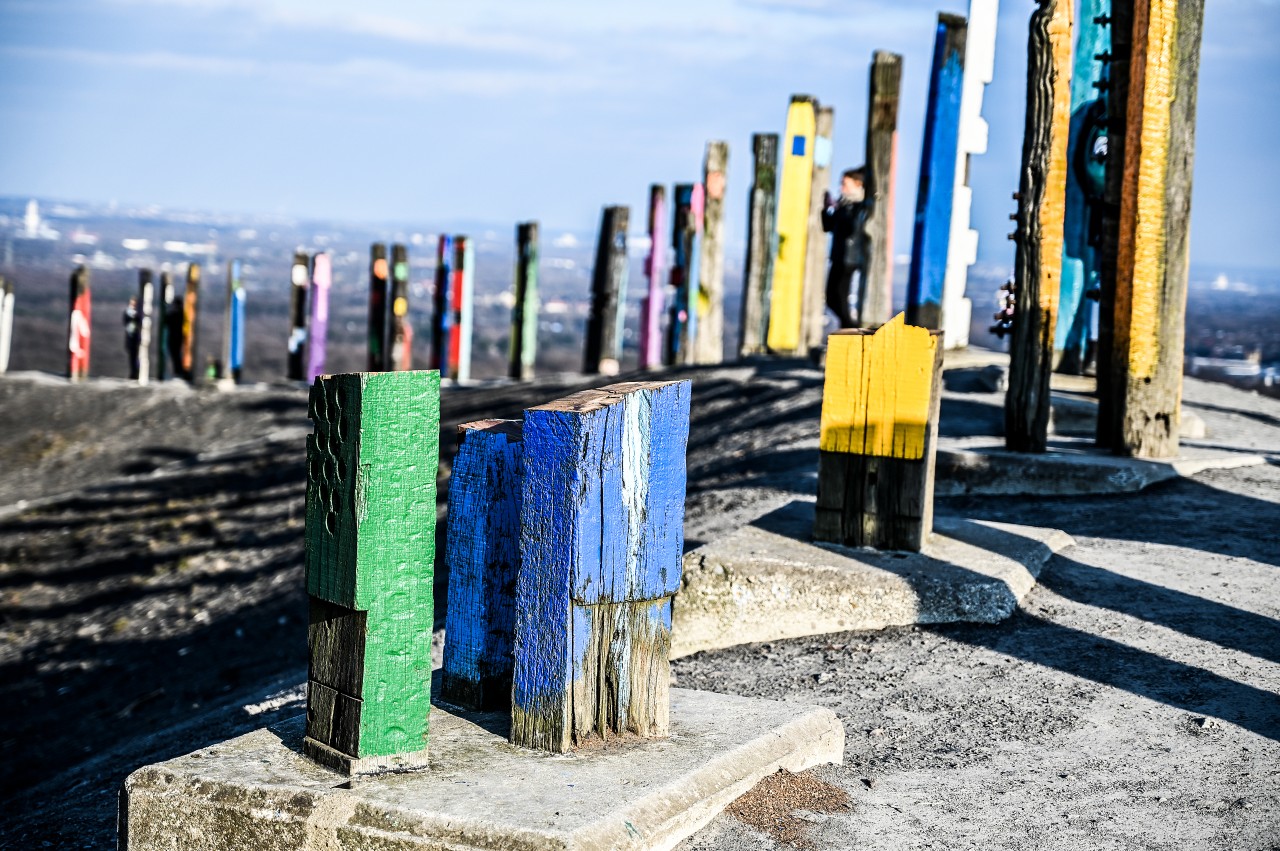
[305,370,440,762]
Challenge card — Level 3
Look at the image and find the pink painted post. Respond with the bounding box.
[307,252,331,383]
[640,184,667,370]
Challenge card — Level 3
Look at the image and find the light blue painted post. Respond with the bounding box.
[229,260,246,382]
[1056,0,1110,373]
[906,14,968,330]
[511,380,691,753]
[441,419,524,711]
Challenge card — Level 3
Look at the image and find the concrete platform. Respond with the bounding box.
[673,500,1073,658]
[121,688,844,851]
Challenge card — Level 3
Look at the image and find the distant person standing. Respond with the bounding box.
[123,297,142,380]
[821,167,871,329]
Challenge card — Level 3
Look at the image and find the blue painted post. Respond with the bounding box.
[511,380,692,753]
[906,13,968,330]
[441,419,524,711]
[1055,0,1110,374]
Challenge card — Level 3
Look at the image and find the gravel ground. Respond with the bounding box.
[1,363,1277,849]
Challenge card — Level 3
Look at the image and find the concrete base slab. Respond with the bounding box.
[121,689,844,851]
[935,437,1265,496]
[673,500,1073,658]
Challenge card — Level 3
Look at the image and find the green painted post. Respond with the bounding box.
[303,369,441,776]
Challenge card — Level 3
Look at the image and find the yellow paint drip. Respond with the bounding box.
[819,313,937,460]
[766,98,815,353]
[1039,0,1074,325]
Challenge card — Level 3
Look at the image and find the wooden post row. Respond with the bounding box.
[801,106,835,350]
[739,133,778,357]
[288,252,308,381]
[1102,0,1204,457]
[693,141,728,365]
[136,270,154,385]
[303,370,440,775]
[940,0,999,350]
[369,243,389,372]
[814,313,943,551]
[1056,0,1110,374]
[510,221,539,381]
[584,206,629,375]
[67,264,90,381]
[304,253,329,383]
[0,276,13,375]
[432,235,454,377]
[906,15,967,331]
[766,95,816,354]
[1005,0,1073,453]
[158,271,176,382]
[511,380,691,751]
[666,184,701,366]
[860,52,902,330]
[390,243,413,373]
[639,186,666,370]
[450,238,472,381]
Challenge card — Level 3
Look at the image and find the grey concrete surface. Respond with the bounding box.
[121,689,843,851]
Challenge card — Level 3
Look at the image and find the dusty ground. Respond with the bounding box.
[0,362,1277,849]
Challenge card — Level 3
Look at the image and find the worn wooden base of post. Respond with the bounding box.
[813,315,943,552]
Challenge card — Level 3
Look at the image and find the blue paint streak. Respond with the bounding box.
[229,261,245,373]
[635,382,689,599]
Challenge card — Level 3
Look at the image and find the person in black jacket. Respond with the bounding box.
[821,167,871,328]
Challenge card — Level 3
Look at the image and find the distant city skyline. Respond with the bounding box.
[1,0,1277,269]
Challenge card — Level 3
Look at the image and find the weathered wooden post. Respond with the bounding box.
[389,244,413,372]
[307,253,331,383]
[801,106,835,350]
[860,52,903,329]
[814,314,943,551]
[766,95,816,354]
[450,237,474,381]
[739,134,778,356]
[368,243,389,372]
[287,252,309,381]
[666,184,701,366]
[1099,0,1204,457]
[510,222,539,381]
[693,141,728,364]
[441,419,523,711]
[137,270,154,385]
[0,276,13,375]
[181,263,201,384]
[639,187,666,370]
[158,270,177,382]
[1056,0,1110,373]
[432,235,454,377]
[940,0,999,349]
[906,14,967,330]
[67,264,91,381]
[584,206,629,375]
[303,369,440,775]
[221,260,244,384]
[1005,0,1073,453]
[511,379,691,752]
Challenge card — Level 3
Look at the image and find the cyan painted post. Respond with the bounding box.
[0,276,13,375]
[223,259,244,384]
[1056,0,1109,374]
[441,419,524,711]
[288,252,309,381]
[368,243,389,372]
[906,14,967,330]
[68,264,91,381]
[432,235,454,377]
[303,370,440,775]
[511,380,691,753]
[510,222,539,381]
[639,185,667,370]
[305,253,330,383]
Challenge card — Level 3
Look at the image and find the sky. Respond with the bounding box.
[1,0,1277,270]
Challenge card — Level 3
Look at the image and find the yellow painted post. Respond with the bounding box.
[815,313,943,551]
[766,95,816,355]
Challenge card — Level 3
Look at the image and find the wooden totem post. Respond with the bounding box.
[389,243,412,373]
[307,253,331,383]
[693,141,728,364]
[432,235,454,377]
[906,15,967,331]
[814,314,943,551]
[1100,0,1205,457]
[739,133,778,357]
[940,0,999,350]
[181,263,201,384]
[303,370,440,775]
[639,186,666,370]
[0,276,13,375]
[510,222,539,381]
[67,264,91,381]
[441,419,523,711]
[368,243,389,372]
[137,270,154,385]
[158,271,176,382]
[801,106,835,350]
[1005,0,1073,453]
[511,380,691,752]
[287,252,309,381]
[666,184,701,366]
[584,206,629,375]
[222,259,244,384]
[766,95,817,354]
[860,52,902,330]
[450,237,473,381]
